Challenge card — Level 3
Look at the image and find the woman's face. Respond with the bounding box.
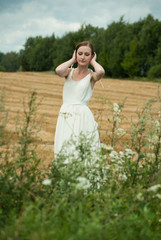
[76,46,92,66]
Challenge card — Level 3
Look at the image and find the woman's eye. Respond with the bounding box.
[85,53,90,56]
[78,52,82,55]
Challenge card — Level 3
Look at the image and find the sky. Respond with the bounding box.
[0,0,161,53]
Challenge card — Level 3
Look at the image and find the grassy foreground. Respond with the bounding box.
[0,89,161,240]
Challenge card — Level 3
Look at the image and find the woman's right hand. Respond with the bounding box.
[72,50,77,64]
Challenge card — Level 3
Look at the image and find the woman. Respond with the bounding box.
[54,41,105,157]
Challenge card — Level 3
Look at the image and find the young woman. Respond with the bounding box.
[54,41,105,157]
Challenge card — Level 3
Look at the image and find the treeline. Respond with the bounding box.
[1,14,161,79]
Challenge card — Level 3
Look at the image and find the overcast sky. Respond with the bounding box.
[0,0,161,53]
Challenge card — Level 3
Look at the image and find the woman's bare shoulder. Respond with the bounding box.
[65,68,72,78]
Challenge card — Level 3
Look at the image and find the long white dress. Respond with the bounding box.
[54,68,100,156]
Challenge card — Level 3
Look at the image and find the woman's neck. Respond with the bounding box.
[76,65,89,74]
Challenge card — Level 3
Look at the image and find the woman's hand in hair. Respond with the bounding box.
[72,50,77,64]
[90,52,97,64]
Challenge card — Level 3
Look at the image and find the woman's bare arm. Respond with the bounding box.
[90,53,105,82]
[55,51,76,77]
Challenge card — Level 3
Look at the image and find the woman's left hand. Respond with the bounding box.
[90,52,96,64]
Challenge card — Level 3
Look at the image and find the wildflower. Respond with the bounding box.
[154,120,160,128]
[103,154,107,160]
[109,151,119,161]
[118,173,127,181]
[125,148,135,155]
[100,143,113,151]
[125,148,136,159]
[100,143,107,149]
[106,146,114,151]
[119,151,124,158]
[117,159,124,165]
[138,162,143,168]
[147,184,161,192]
[146,153,155,159]
[76,177,91,190]
[149,135,159,144]
[42,179,52,186]
[137,192,144,201]
[116,128,126,136]
[156,194,161,200]
[158,111,161,118]
[113,103,120,114]
[113,116,121,124]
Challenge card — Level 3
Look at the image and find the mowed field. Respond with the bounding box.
[0,72,160,162]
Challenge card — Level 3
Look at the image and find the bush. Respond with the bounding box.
[0,66,6,72]
[147,64,161,79]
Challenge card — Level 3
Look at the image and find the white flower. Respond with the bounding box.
[100,143,113,152]
[117,160,124,165]
[156,194,161,199]
[138,162,143,168]
[113,103,120,113]
[42,179,52,186]
[118,173,127,181]
[63,158,70,164]
[109,151,119,161]
[147,184,161,192]
[119,151,124,158]
[137,192,144,201]
[76,177,91,190]
[103,154,107,160]
[125,148,135,155]
[116,128,126,136]
[106,146,114,151]
[149,135,159,144]
[114,116,121,123]
[154,120,160,128]
[95,164,100,168]
[146,153,155,159]
[100,143,107,149]
[158,111,161,118]
[124,149,136,159]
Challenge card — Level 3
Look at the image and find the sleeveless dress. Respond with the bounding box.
[54,68,100,156]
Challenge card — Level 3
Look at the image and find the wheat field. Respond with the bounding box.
[0,72,160,162]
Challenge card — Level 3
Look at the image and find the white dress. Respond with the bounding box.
[54,68,100,156]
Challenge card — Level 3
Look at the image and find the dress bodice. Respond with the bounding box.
[63,68,93,105]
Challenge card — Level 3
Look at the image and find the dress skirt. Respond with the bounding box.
[54,103,100,155]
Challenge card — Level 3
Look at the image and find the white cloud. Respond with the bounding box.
[0,0,161,53]
[0,2,80,53]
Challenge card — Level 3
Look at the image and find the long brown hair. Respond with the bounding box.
[75,41,94,55]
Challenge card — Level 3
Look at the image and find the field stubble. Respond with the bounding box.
[0,72,160,164]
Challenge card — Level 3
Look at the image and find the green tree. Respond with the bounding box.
[103,17,134,77]
[20,35,55,71]
[155,37,161,65]
[121,37,140,77]
[0,66,6,72]
[19,37,36,71]
[138,14,161,75]
[98,48,110,76]
[0,52,4,63]
[0,52,19,72]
